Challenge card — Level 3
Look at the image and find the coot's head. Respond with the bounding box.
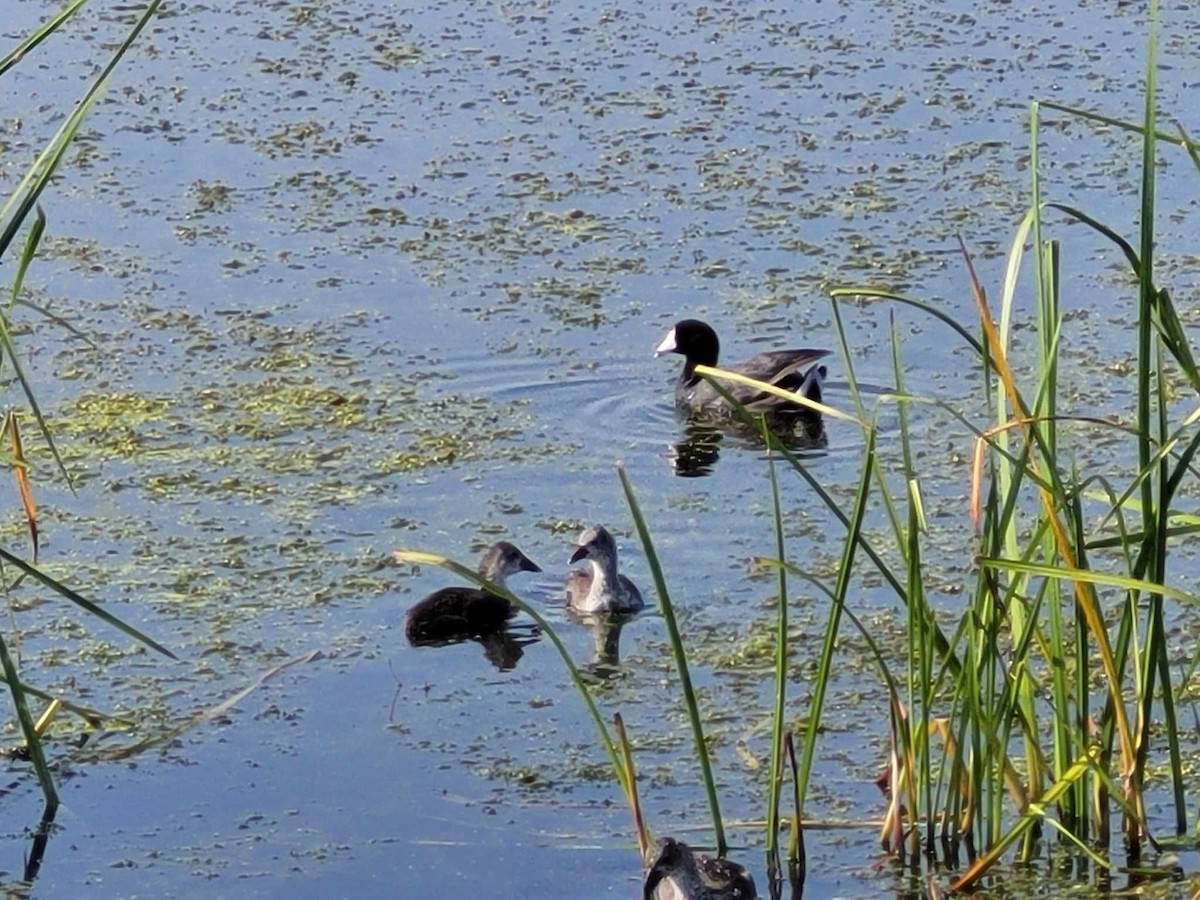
[569,524,618,565]
[478,541,541,581]
[654,319,720,367]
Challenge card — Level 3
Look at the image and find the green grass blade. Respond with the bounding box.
[1038,99,1200,155]
[977,555,1195,605]
[1045,203,1140,275]
[1046,204,1197,386]
[617,464,726,855]
[9,205,46,310]
[0,0,89,79]
[0,0,164,260]
[829,287,986,357]
[795,426,875,814]
[764,441,788,858]
[0,628,58,812]
[0,548,176,660]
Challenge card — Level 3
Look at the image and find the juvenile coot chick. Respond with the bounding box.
[405,541,541,642]
[643,837,757,900]
[654,318,829,423]
[566,525,645,615]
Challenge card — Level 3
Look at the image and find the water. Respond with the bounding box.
[2,0,1198,895]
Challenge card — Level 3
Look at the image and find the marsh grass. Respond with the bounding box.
[401,3,1199,894]
[0,0,172,842]
[786,0,1197,888]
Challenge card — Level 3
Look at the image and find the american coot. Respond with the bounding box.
[566,524,645,615]
[654,318,829,423]
[643,836,757,900]
[404,541,541,642]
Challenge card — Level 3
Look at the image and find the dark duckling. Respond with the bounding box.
[643,837,757,900]
[566,524,645,615]
[405,541,541,642]
[654,318,829,423]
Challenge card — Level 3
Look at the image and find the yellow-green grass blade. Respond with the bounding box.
[691,363,862,427]
[951,751,1113,890]
[978,555,1196,606]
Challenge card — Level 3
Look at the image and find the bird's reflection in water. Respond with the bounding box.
[407,625,540,672]
[792,409,827,448]
[670,423,724,477]
[567,610,628,682]
[670,413,826,478]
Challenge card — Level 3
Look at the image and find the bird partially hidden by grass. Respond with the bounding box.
[404,541,540,643]
[654,318,828,428]
[642,836,757,900]
[617,711,759,900]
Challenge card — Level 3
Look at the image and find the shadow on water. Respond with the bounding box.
[670,414,828,478]
[23,807,54,886]
[407,625,541,672]
[567,610,631,682]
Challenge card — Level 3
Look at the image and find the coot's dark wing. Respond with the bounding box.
[726,348,831,409]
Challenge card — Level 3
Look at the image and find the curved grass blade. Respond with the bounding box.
[1045,202,1140,273]
[9,205,45,310]
[1038,99,1200,155]
[978,556,1196,606]
[691,363,862,427]
[1046,203,1197,388]
[829,287,985,358]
